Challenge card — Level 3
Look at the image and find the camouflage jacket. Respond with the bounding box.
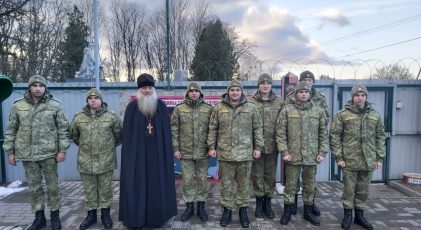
[208,94,264,162]
[276,100,328,165]
[171,97,212,160]
[70,104,122,174]
[285,87,330,122]
[3,91,69,161]
[329,101,386,171]
[248,91,284,154]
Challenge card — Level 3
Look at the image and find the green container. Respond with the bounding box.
[0,74,13,102]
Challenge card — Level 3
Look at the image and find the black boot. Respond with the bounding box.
[303,205,320,226]
[239,207,250,228]
[254,197,264,218]
[291,194,298,215]
[27,210,47,230]
[280,204,292,225]
[50,210,61,230]
[263,196,275,219]
[181,202,194,221]
[220,206,232,227]
[311,198,321,216]
[79,209,97,230]
[354,208,373,230]
[197,201,208,222]
[101,208,113,229]
[341,209,353,230]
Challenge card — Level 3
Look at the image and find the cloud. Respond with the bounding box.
[318,8,350,28]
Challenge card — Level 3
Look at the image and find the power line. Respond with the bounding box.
[337,36,421,59]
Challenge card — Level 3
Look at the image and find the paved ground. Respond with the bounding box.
[1,180,421,229]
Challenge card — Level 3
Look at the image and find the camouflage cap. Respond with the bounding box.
[28,75,47,87]
[257,73,273,85]
[227,79,243,91]
[186,81,201,93]
[351,84,368,98]
[299,70,315,82]
[295,81,312,93]
[86,88,103,102]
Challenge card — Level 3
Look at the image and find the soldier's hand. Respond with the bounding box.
[375,161,382,169]
[8,154,16,166]
[253,150,261,159]
[316,154,325,163]
[56,152,66,162]
[337,161,345,168]
[282,154,291,161]
[173,151,181,159]
[208,150,216,158]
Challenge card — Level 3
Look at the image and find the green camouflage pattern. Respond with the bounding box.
[219,161,252,209]
[22,158,60,212]
[207,94,264,161]
[283,164,317,205]
[3,91,70,160]
[80,171,114,210]
[171,97,212,159]
[70,104,122,174]
[251,153,278,197]
[329,101,386,170]
[276,101,329,165]
[341,169,373,209]
[285,87,330,122]
[180,159,208,202]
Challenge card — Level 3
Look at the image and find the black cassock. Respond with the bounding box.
[119,100,177,228]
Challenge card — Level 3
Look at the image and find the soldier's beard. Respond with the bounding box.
[137,90,158,116]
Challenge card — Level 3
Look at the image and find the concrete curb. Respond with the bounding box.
[388,180,421,197]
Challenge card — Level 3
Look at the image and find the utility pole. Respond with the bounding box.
[93,0,100,89]
[166,0,171,90]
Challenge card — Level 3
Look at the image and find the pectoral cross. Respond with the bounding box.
[147,122,153,134]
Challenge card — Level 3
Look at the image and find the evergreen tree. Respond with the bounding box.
[59,5,89,80]
[190,19,238,81]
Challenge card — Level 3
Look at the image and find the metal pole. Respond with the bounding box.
[166,0,171,90]
[93,0,100,89]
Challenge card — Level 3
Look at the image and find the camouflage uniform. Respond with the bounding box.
[207,81,264,210]
[171,85,212,203]
[285,88,330,122]
[3,75,69,213]
[330,86,386,210]
[70,89,122,211]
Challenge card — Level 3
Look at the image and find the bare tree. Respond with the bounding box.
[373,63,415,79]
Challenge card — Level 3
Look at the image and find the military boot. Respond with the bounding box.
[101,208,113,229]
[197,201,208,222]
[341,209,353,230]
[181,202,194,221]
[254,197,264,218]
[354,208,373,230]
[291,194,298,215]
[50,210,61,230]
[239,207,250,228]
[27,210,47,230]
[280,204,292,225]
[311,197,321,216]
[303,205,320,226]
[263,196,275,219]
[220,206,232,227]
[79,209,97,230]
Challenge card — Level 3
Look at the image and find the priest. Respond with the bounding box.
[119,73,177,229]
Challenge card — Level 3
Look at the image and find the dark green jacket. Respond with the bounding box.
[285,87,330,122]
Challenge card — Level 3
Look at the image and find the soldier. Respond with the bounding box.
[330,85,385,230]
[171,82,212,222]
[284,70,330,216]
[3,75,69,230]
[208,80,264,228]
[276,82,328,226]
[248,73,283,219]
[70,89,122,229]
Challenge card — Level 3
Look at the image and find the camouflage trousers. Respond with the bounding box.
[80,171,113,210]
[219,161,252,210]
[22,158,60,212]
[341,169,374,209]
[284,164,316,205]
[252,153,278,197]
[180,158,208,202]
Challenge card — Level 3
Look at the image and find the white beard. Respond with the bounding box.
[137,90,158,116]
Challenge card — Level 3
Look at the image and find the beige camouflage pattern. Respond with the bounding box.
[251,153,278,197]
[283,164,317,205]
[180,159,208,202]
[285,88,330,122]
[80,171,114,210]
[341,169,373,209]
[3,91,69,160]
[219,161,252,209]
